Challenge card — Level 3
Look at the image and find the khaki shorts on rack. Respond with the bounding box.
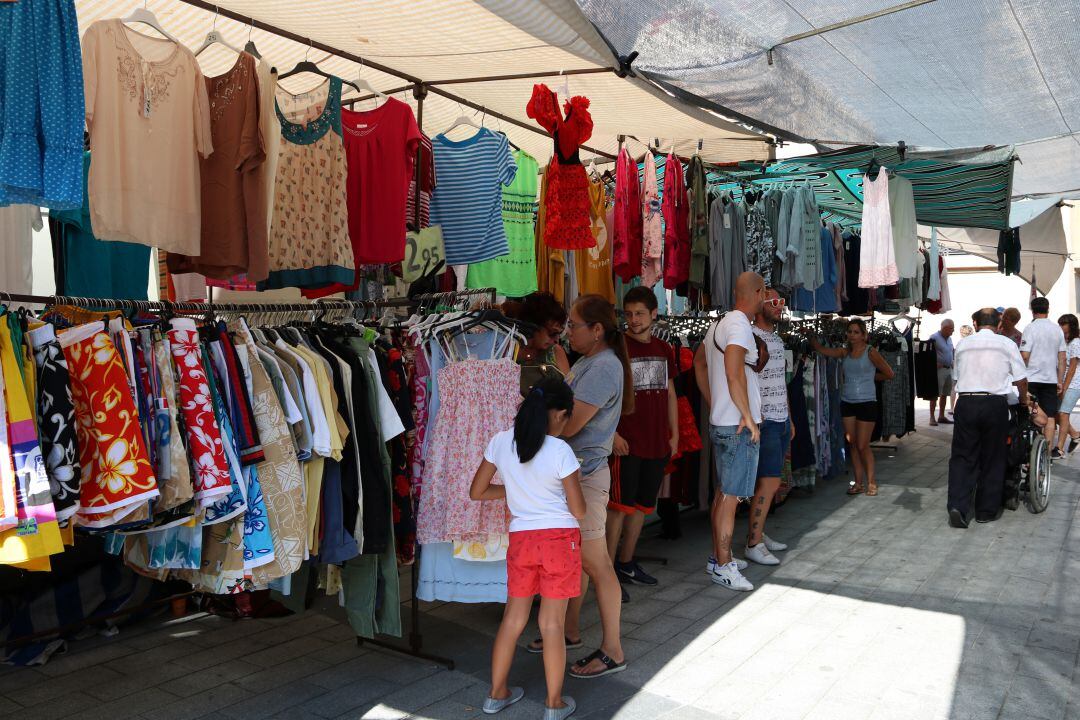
[579,464,612,541]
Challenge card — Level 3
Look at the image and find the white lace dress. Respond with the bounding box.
[858,170,899,288]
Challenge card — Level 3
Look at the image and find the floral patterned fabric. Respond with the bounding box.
[168,318,231,505]
[641,153,663,287]
[27,324,80,524]
[264,77,355,292]
[152,334,193,511]
[57,322,159,527]
[415,358,519,545]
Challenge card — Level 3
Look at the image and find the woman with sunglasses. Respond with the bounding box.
[506,292,572,395]
[809,318,895,496]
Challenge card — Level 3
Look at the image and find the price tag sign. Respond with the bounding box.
[402,226,445,283]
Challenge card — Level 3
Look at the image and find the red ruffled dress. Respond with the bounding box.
[526,84,595,250]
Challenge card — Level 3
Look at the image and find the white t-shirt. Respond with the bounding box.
[1020,318,1066,384]
[752,326,788,422]
[1067,338,1080,390]
[704,312,762,427]
[483,430,580,532]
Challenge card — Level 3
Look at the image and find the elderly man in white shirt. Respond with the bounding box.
[948,308,1029,528]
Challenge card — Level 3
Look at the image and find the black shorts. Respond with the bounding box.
[841,400,878,423]
[609,455,668,515]
[1029,382,1060,416]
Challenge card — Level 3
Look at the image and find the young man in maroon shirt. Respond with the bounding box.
[607,287,679,593]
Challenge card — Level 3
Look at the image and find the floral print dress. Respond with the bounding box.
[262,77,355,292]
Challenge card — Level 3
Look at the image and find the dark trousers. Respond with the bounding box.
[948,394,1009,516]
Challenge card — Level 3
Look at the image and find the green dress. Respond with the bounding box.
[467,150,540,297]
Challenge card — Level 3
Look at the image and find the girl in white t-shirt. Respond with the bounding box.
[1055,314,1080,455]
[470,378,586,720]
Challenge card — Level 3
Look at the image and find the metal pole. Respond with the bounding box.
[767,0,937,61]
[176,0,422,84]
[425,67,615,87]
[425,85,617,160]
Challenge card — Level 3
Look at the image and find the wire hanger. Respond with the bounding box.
[121,0,179,44]
[278,41,361,93]
[243,19,261,59]
[353,57,388,108]
[194,7,243,57]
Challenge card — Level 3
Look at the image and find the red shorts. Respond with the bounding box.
[506,528,582,599]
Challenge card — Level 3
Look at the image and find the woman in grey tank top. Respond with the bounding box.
[809,318,895,496]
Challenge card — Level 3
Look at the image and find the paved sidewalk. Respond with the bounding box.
[1,413,1078,720]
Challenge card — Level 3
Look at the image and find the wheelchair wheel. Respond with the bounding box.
[1026,434,1051,514]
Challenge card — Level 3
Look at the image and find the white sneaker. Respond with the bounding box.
[707,555,747,574]
[711,561,754,591]
[745,542,780,566]
[762,534,788,552]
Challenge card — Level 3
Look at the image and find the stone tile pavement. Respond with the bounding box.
[1,409,1078,720]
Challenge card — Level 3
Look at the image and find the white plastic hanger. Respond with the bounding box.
[354,58,388,108]
[441,105,484,137]
[194,9,243,57]
[121,1,179,44]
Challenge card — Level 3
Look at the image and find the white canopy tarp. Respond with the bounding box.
[575,0,1080,199]
[72,0,774,163]
[918,201,1068,295]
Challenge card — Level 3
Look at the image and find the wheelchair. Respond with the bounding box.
[1005,403,1051,514]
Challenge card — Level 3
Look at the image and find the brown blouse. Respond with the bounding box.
[168,52,266,280]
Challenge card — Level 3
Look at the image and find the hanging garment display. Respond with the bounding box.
[792,225,839,313]
[339,97,421,268]
[687,156,709,290]
[792,186,823,291]
[81,19,213,254]
[525,84,594,251]
[27,325,80,525]
[467,149,540,297]
[263,78,354,292]
[407,133,436,232]
[613,146,643,282]
[641,154,663,287]
[663,153,690,290]
[708,191,745,310]
[0,205,41,295]
[576,180,616,303]
[0,0,84,211]
[743,193,774,286]
[889,174,918,278]
[858,170,899,288]
[167,52,267,281]
[204,58,281,292]
[0,316,63,568]
[429,127,517,266]
[57,321,159,527]
[50,152,150,300]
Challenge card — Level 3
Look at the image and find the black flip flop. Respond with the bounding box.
[526,636,583,654]
[569,649,627,679]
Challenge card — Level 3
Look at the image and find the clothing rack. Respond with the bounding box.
[0,288,496,668]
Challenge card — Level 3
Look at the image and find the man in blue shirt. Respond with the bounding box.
[929,319,955,426]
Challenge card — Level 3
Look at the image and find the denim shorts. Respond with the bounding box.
[757,420,790,479]
[710,424,760,498]
[1061,386,1080,416]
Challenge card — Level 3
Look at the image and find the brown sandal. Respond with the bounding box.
[847,483,865,495]
[866,482,879,496]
